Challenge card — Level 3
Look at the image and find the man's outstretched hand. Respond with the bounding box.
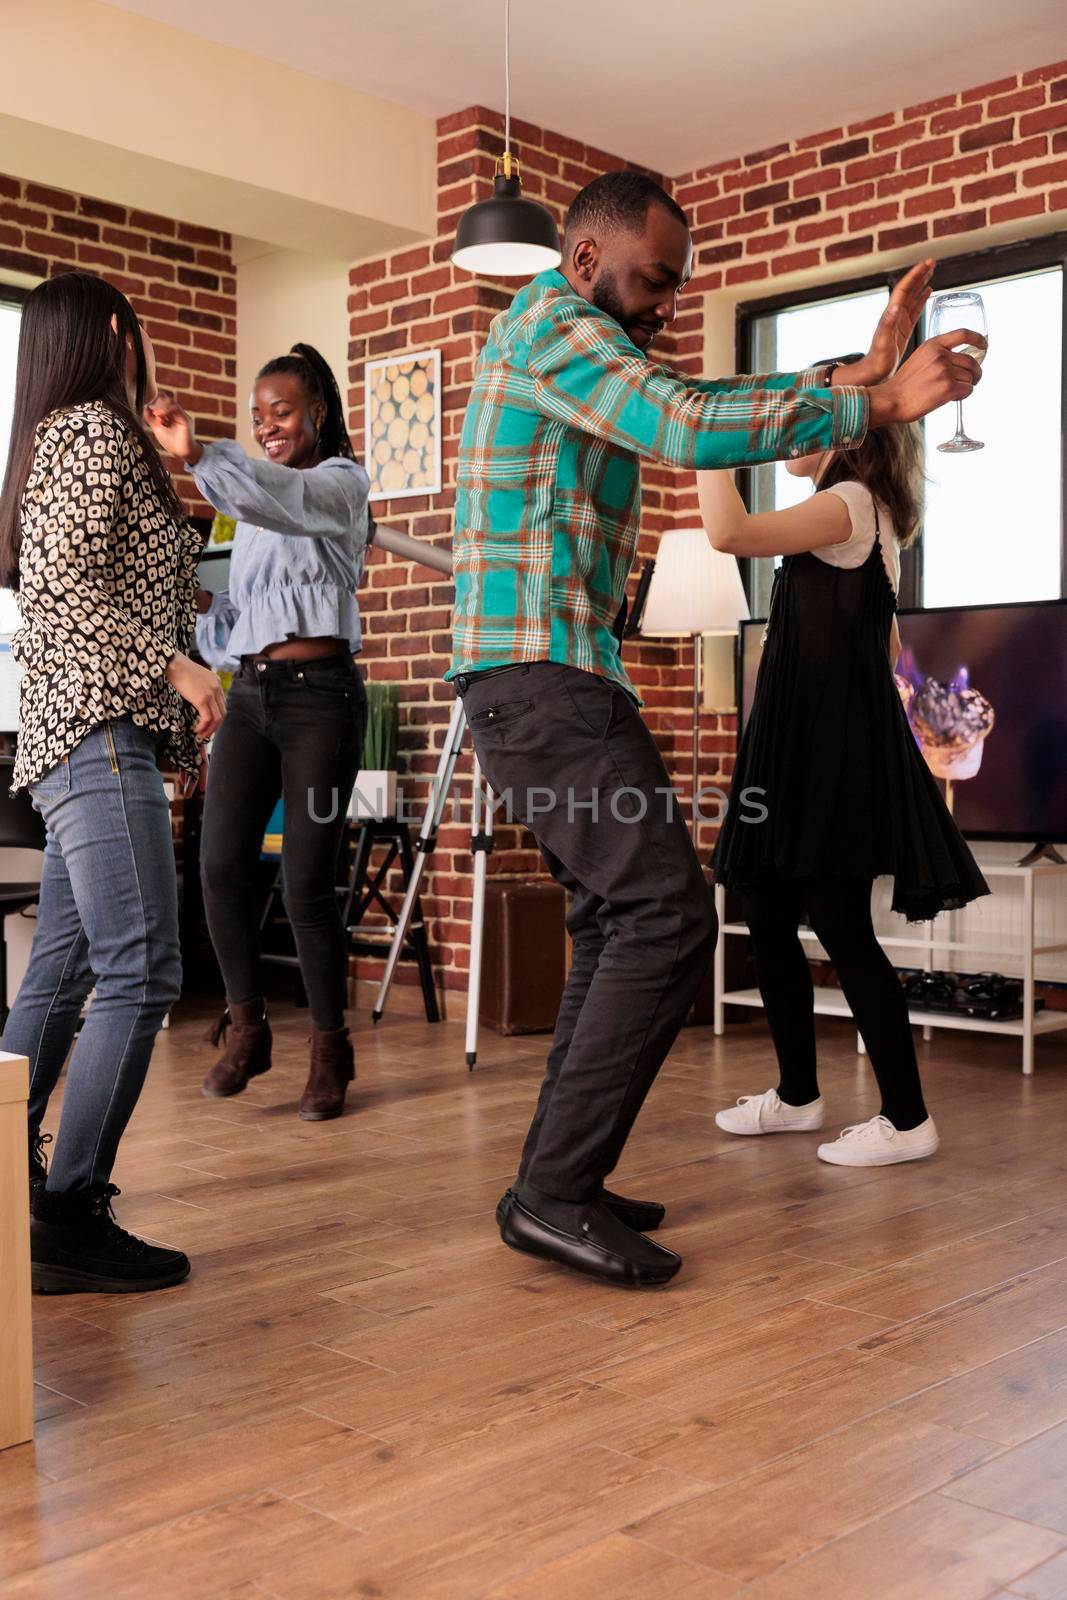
[832,259,936,388]
[868,329,986,426]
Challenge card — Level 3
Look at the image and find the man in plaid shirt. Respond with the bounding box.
[450,172,981,1288]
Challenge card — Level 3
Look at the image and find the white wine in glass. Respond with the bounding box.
[927,290,988,453]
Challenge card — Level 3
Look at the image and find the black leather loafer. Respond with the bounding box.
[496,1185,665,1233]
[601,1188,665,1232]
[500,1197,682,1287]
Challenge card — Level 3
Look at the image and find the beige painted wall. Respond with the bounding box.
[1,0,436,259]
[235,249,352,443]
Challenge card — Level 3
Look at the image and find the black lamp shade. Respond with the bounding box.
[451,173,561,277]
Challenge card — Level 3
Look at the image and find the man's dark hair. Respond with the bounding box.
[565,171,688,241]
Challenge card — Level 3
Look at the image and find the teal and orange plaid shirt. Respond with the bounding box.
[448,269,868,699]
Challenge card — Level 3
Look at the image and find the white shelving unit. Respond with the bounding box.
[713,858,1067,1077]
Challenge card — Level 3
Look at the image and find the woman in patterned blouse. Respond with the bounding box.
[0,270,225,1295]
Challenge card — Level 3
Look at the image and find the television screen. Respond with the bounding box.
[738,598,1067,844]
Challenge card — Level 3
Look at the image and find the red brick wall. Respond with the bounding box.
[0,174,237,517]
[673,61,1067,295]
[350,59,1067,1000]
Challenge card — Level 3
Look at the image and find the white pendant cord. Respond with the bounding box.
[504,0,512,157]
[450,0,561,272]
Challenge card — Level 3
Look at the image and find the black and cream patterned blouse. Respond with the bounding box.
[11,400,202,793]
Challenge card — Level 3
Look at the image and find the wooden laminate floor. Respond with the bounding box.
[5,998,1067,1599]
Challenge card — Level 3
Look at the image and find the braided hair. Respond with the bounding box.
[256,342,356,462]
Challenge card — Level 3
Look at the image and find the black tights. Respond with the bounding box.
[742,876,928,1132]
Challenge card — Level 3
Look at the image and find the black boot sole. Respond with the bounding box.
[32,1259,191,1295]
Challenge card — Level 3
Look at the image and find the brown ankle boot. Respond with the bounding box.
[201,1000,272,1099]
[298,1025,355,1121]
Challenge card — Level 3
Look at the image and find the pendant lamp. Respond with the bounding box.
[451,0,562,277]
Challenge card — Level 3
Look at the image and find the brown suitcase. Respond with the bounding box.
[479,880,567,1035]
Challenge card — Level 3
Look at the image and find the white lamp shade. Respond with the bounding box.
[641,528,750,637]
[451,241,562,276]
[451,174,562,278]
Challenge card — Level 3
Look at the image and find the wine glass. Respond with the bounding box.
[927,290,988,453]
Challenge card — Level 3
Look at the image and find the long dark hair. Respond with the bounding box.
[818,421,925,548]
[255,342,356,462]
[0,271,184,588]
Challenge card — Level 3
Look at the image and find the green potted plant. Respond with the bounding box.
[352,680,399,820]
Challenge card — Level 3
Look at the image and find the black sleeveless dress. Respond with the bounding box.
[713,505,989,922]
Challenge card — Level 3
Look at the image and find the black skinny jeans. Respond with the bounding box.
[742,876,928,1131]
[200,655,365,1031]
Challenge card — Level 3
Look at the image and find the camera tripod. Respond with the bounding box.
[362,523,498,1066]
[369,695,496,1068]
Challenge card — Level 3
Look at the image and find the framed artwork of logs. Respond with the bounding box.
[364,347,442,501]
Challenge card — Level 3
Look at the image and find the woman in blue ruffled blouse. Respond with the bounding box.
[147,344,370,1121]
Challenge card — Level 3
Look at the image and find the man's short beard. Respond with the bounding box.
[591,269,630,332]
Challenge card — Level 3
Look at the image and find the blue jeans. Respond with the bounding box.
[3,719,182,1193]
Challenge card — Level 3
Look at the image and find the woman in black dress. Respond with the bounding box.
[701,424,988,1167]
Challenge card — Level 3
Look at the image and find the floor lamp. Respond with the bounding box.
[641,528,750,820]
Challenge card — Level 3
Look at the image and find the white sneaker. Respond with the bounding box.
[817,1114,939,1167]
[715,1088,825,1137]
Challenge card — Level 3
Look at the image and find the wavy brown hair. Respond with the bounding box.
[818,419,925,549]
